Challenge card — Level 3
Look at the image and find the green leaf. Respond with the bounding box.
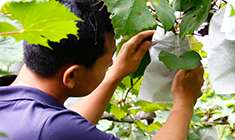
[0,132,9,139]
[226,134,235,140]
[1,0,82,48]
[0,12,23,29]
[0,69,12,75]
[105,103,112,113]
[117,82,126,90]
[231,4,235,17]
[227,113,235,126]
[97,120,113,131]
[159,50,201,71]
[129,51,150,78]
[0,0,7,13]
[151,0,175,32]
[141,103,163,113]
[0,22,21,33]
[129,107,141,115]
[135,120,146,130]
[103,0,157,39]
[191,115,202,123]
[188,35,207,57]
[187,133,200,140]
[172,0,203,11]
[154,111,170,123]
[0,36,23,68]
[180,0,211,39]
[146,122,162,133]
[110,104,126,120]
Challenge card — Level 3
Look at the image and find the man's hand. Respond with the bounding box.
[108,30,155,82]
[171,63,204,108]
[153,63,204,140]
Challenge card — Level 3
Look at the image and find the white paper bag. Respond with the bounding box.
[138,27,190,103]
[221,2,235,40]
[205,6,235,94]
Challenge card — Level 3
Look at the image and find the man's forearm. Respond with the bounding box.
[152,103,194,140]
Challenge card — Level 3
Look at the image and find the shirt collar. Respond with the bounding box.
[0,85,66,110]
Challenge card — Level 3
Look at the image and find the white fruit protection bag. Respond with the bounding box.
[138,27,190,103]
[205,5,235,94]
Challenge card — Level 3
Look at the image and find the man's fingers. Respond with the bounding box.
[119,30,155,56]
[128,30,155,50]
[133,41,151,60]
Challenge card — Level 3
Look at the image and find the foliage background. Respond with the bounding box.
[0,0,235,140]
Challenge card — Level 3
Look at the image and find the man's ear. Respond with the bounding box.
[63,65,80,89]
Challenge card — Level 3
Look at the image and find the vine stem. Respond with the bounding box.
[219,126,227,140]
[175,35,178,56]
[129,114,147,136]
[123,76,142,104]
[121,76,147,136]
[0,30,23,36]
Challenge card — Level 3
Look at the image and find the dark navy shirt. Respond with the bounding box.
[0,76,119,140]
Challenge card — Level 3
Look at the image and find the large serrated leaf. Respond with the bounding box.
[103,0,157,39]
[172,0,203,11]
[150,0,175,32]
[129,51,150,78]
[0,22,21,33]
[0,12,23,29]
[0,0,82,48]
[0,36,23,68]
[179,0,211,39]
[159,50,201,71]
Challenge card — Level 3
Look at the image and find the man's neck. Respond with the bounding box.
[11,65,68,104]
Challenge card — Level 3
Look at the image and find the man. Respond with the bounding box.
[0,0,204,140]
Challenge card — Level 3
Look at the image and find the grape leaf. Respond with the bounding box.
[110,104,126,120]
[0,0,82,48]
[179,0,211,39]
[172,0,203,11]
[0,69,12,75]
[129,51,150,78]
[0,12,23,29]
[227,113,235,126]
[231,4,235,17]
[150,0,175,32]
[188,35,207,57]
[0,0,6,13]
[0,132,9,139]
[136,120,146,130]
[141,103,163,113]
[105,103,112,113]
[226,134,235,140]
[159,50,201,71]
[0,22,21,33]
[0,36,23,68]
[117,38,151,78]
[103,0,157,39]
[146,122,162,133]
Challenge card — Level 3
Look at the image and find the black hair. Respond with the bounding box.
[23,0,113,77]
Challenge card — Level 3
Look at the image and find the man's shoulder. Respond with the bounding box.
[40,110,119,140]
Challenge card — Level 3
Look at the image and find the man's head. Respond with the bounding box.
[23,0,114,78]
